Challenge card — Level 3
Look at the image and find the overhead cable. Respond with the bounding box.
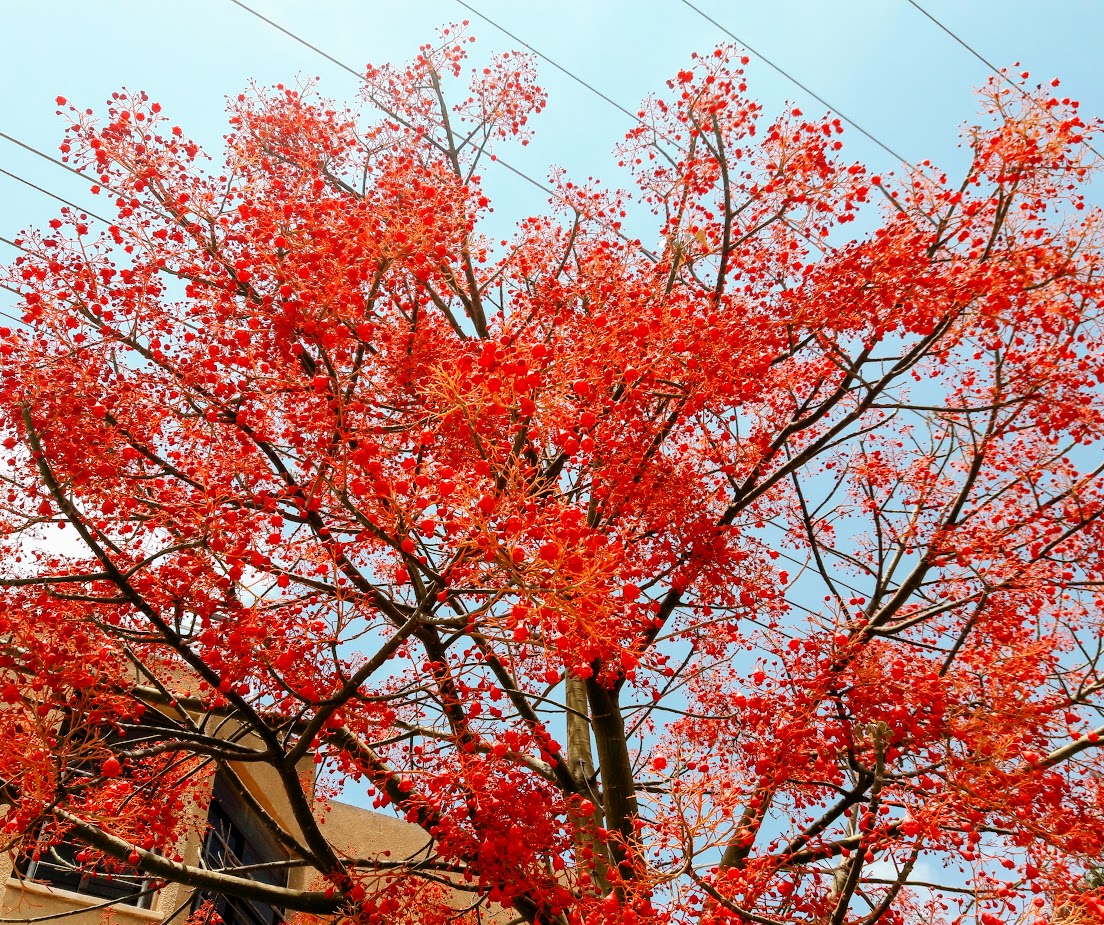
[903,0,1103,160]
[224,0,656,260]
[676,0,914,169]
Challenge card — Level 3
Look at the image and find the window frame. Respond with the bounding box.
[191,771,290,925]
[13,714,171,910]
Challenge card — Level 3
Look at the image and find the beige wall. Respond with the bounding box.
[1,785,442,925]
[0,840,191,925]
[0,701,475,924]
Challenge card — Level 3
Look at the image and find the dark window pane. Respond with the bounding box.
[16,841,151,908]
[14,714,170,910]
[193,773,288,925]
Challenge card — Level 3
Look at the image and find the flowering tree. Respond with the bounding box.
[2,26,1104,925]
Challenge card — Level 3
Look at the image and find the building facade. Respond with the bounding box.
[1,745,436,925]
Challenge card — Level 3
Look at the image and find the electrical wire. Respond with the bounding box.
[0,7,674,318]
[0,164,112,226]
[0,239,29,325]
[0,233,31,254]
[0,161,105,330]
[452,0,870,263]
[0,306,26,327]
[903,0,1103,161]
[223,0,656,259]
[0,130,107,190]
[219,8,566,197]
[454,0,647,131]
[0,129,176,224]
[676,0,914,169]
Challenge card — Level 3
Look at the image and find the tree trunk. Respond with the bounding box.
[585,675,639,887]
[565,675,610,892]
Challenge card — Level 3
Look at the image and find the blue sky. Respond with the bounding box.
[2,0,1102,292]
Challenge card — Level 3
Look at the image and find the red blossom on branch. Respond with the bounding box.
[2,31,1104,925]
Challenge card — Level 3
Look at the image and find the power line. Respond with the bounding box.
[0,164,112,226]
[0,130,109,191]
[0,129,177,225]
[221,5,568,199]
[0,304,27,327]
[0,12,669,315]
[223,0,656,260]
[0,238,30,326]
[453,1,851,263]
[675,0,914,170]
[226,0,363,85]
[0,234,31,254]
[902,0,1103,161]
[454,0,646,132]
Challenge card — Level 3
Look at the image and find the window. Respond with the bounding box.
[17,839,152,909]
[15,717,160,909]
[192,772,289,925]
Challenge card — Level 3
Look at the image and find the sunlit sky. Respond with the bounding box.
[2,0,1102,275]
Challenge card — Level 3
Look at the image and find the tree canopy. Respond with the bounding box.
[2,26,1104,925]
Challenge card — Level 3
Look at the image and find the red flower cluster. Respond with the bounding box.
[2,27,1104,925]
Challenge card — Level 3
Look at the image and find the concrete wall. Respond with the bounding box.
[0,786,445,925]
[0,699,476,924]
[0,845,191,925]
